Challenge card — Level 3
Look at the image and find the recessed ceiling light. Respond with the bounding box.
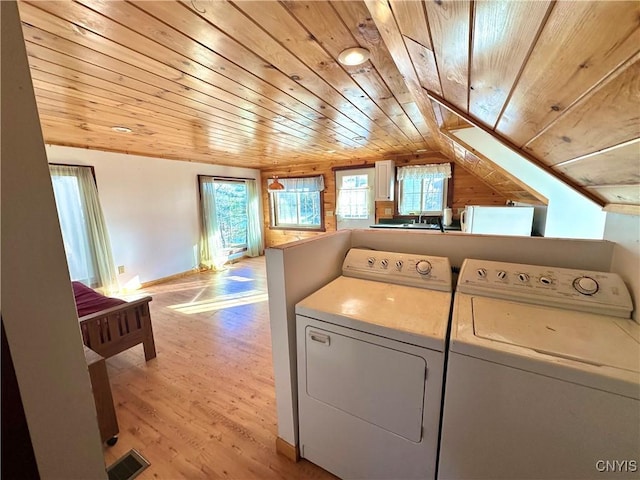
[111,126,132,133]
[353,136,366,141]
[338,47,370,66]
[416,149,428,153]
[327,149,336,153]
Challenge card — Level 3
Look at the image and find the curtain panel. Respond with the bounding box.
[267,175,325,192]
[246,179,264,257]
[198,177,227,271]
[397,163,452,180]
[49,165,119,293]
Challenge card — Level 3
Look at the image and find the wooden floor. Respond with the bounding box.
[104,256,335,479]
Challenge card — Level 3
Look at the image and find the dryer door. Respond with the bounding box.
[304,325,426,442]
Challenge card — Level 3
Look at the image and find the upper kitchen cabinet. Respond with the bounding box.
[375,160,396,201]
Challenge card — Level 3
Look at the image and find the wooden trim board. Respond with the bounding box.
[275,437,299,462]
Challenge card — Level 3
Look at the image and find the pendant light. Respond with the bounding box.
[267,160,285,191]
[268,175,285,191]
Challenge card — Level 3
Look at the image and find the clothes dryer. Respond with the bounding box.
[296,248,453,480]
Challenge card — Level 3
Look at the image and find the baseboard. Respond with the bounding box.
[140,269,198,288]
[275,437,299,462]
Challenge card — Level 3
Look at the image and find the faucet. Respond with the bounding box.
[418,212,424,224]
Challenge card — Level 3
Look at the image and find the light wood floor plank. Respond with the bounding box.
[103,257,335,479]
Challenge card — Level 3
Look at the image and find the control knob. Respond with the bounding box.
[539,276,553,286]
[496,271,507,280]
[415,260,432,276]
[517,273,530,283]
[380,259,389,269]
[367,257,375,267]
[573,276,598,295]
[395,260,404,271]
[477,268,487,278]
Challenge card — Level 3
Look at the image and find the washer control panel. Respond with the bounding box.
[342,248,452,292]
[458,258,633,318]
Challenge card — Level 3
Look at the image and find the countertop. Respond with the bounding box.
[369,223,462,232]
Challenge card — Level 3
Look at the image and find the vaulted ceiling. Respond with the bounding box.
[18,1,640,212]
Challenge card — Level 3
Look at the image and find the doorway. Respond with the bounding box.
[335,168,375,230]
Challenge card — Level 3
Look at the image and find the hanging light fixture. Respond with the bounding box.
[267,159,285,191]
[268,175,285,191]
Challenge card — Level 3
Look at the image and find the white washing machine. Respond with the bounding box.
[439,258,640,480]
[296,248,453,480]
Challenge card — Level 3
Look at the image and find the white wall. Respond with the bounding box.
[266,231,352,446]
[2,2,107,477]
[46,145,262,285]
[604,212,640,322]
[453,127,607,240]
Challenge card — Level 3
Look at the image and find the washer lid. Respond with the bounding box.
[472,296,640,374]
[296,276,452,351]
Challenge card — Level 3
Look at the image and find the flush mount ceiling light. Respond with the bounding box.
[111,126,132,133]
[338,47,370,66]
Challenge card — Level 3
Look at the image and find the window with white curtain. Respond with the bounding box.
[198,176,263,270]
[268,175,324,229]
[397,163,452,215]
[49,164,118,292]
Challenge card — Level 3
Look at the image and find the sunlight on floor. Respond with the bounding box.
[169,289,268,314]
[227,275,254,282]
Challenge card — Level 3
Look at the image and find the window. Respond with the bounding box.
[49,164,118,292]
[269,175,325,230]
[198,176,263,270]
[397,164,452,215]
[337,174,370,219]
[212,180,248,251]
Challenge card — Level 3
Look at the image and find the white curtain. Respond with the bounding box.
[199,177,227,270]
[397,163,452,180]
[246,179,264,257]
[336,187,371,218]
[267,175,325,192]
[50,165,119,294]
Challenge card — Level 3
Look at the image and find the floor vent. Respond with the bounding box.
[107,449,150,480]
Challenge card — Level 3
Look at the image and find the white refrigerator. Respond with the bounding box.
[460,206,534,236]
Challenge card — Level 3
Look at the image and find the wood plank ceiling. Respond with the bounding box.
[17,0,640,212]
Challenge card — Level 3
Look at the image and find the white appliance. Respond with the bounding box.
[460,205,534,235]
[296,248,453,480]
[439,258,639,480]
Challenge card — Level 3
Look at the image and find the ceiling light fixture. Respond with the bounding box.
[338,47,370,66]
[267,176,285,191]
[267,160,285,192]
[111,126,132,133]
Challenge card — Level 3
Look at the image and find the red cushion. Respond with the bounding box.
[72,281,126,317]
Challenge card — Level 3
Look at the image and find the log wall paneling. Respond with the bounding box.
[263,153,511,247]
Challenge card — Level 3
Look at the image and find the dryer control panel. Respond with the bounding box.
[458,258,633,318]
[342,248,452,292]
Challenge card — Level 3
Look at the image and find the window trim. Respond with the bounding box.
[268,175,326,231]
